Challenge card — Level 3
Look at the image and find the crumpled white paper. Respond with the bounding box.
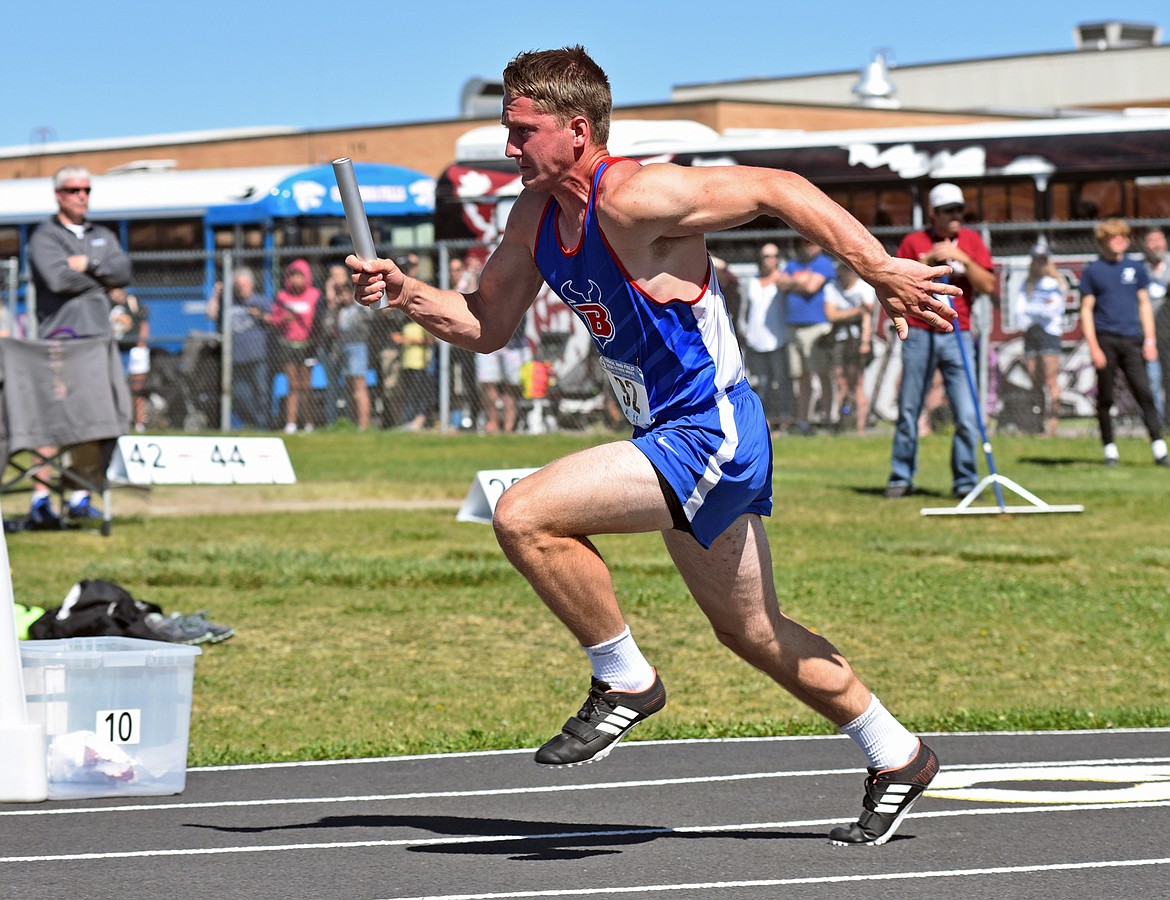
[47,730,138,784]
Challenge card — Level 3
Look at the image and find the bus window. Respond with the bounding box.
[1135,176,1170,219]
[841,190,877,228]
[1049,182,1073,220]
[1070,178,1124,220]
[874,189,913,227]
[973,181,1034,223]
[0,226,18,258]
[127,218,202,252]
[828,187,913,229]
[1007,180,1037,221]
[211,224,264,250]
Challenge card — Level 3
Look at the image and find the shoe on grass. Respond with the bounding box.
[172,610,235,644]
[143,612,211,645]
[66,496,104,521]
[27,497,61,530]
[535,672,666,767]
[829,739,940,846]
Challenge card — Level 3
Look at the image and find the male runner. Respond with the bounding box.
[349,45,956,845]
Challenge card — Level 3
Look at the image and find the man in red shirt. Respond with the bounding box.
[885,183,996,498]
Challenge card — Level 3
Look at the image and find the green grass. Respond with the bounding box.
[8,426,1169,765]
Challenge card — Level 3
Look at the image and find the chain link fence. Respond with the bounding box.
[4,217,1163,438]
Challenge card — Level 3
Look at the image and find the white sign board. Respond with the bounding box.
[107,436,296,485]
[456,467,539,525]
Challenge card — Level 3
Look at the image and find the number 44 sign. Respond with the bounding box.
[107,436,297,485]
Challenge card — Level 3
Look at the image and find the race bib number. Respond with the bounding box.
[599,357,651,428]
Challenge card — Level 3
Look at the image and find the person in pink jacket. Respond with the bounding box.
[269,259,321,433]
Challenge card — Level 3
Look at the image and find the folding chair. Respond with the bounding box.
[0,336,132,536]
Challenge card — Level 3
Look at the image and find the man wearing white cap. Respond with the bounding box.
[885,183,996,498]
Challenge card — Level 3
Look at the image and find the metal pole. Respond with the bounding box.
[219,251,234,433]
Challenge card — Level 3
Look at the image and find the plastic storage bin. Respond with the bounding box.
[19,636,201,799]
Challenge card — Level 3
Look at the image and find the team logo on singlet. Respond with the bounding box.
[559,279,615,343]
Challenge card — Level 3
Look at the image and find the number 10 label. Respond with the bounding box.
[96,708,142,745]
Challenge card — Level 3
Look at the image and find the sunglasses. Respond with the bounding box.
[935,204,964,215]
[58,186,92,195]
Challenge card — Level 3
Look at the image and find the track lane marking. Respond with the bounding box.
[2,799,1169,864]
[3,755,1168,818]
[374,857,1170,899]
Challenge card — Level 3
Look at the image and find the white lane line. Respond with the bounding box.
[192,728,1170,772]
[4,755,1168,818]
[2,799,1169,864]
[372,857,1170,900]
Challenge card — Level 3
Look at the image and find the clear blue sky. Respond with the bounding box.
[4,2,1166,150]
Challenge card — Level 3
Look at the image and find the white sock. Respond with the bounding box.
[1103,442,1120,461]
[583,625,655,692]
[839,694,919,770]
[1153,439,1167,460]
[31,489,50,504]
[70,491,89,507]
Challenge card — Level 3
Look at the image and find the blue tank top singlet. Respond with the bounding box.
[531,157,744,431]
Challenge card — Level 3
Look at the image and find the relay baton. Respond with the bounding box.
[331,157,389,309]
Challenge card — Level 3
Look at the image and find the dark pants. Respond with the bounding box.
[233,359,270,429]
[744,346,794,424]
[1095,331,1163,445]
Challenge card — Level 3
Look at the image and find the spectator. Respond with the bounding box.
[1012,241,1068,437]
[317,263,349,427]
[449,253,482,428]
[380,253,425,428]
[1139,226,1169,424]
[823,262,876,434]
[477,319,527,433]
[206,266,272,430]
[885,183,996,499]
[1079,218,1168,467]
[269,259,321,434]
[397,318,434,429]
[26,165,132,527]
[109,288,150,433]
[465,251,526,433]
[333,264,374,430]
[778,237,836,434]
[738,243,792,430]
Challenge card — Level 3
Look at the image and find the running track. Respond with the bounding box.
[2,729,1168,899]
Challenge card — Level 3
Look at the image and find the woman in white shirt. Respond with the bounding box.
[738,243,793,429]
[823,263,876,434]
[1013,243,1068,437]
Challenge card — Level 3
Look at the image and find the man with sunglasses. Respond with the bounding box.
[885,182,995,500]
[25,165,132,527]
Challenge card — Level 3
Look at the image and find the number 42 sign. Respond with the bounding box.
[107,436,297,485]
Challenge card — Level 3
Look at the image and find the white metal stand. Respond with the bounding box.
[921,471,1085,516]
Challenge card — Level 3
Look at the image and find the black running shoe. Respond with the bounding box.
[534,673,666,767]
[829,740,939,846]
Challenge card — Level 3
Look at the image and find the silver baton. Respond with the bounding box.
[332,157,389,310]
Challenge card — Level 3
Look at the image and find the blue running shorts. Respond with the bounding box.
[631,379,773,549]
